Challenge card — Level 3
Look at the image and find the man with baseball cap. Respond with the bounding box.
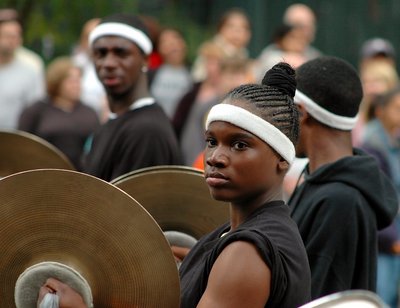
[84,13,182,181]
[289,56,398,299]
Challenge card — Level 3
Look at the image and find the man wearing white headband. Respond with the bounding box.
[83,13,181,181]
[289,56,398,299]
[179,62,311,307]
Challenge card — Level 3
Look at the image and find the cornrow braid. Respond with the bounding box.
[225,82,300,145]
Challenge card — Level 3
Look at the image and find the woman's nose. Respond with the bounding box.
[206,147,228,167]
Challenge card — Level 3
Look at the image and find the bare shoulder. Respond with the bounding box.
[197,240,271,308]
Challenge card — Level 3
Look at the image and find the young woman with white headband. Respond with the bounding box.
[179,62,311,307]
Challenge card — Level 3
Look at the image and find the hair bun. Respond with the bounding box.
[261,62,296,98]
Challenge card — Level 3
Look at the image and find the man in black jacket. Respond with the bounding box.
[289,56,398,299]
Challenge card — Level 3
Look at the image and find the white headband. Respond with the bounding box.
[205,104,295,164]
[294,90,358,130]
[89,22,153,55]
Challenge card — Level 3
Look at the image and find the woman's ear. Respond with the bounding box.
[277,158,290,173]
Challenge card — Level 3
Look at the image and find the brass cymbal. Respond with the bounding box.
[0,130,75,177]
[0,169,180,307]
[111,165,230,240]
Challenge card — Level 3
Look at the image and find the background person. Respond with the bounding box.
[180,57,251,166]
[72,17,109,122]
[172,42,225,142]
[255,23,308,82]
[0,10,45,129]
[282,3,322,60]
[353,54,399,146]
[0,8,45,76]
[149,27,193,119]
[361,88,400,308]
[18,56,99,171]
[359,37,397,70]
[191,7,251,82]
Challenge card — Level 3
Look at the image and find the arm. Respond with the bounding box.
[171,245,190,262]
[197,241,271,308]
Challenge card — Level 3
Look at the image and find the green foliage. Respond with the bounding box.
[6,0,209,64]
[6,0,400,69]
[151,5,213,65]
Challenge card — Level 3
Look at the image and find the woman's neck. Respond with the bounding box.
[229,188,283,231]
[53,96,76,112]
[197,80,220,104]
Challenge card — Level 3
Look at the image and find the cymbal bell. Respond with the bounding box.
[111,165,230,240]
[0,130,75,177]
[0,169,180,307]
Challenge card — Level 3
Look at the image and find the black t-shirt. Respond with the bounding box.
[84,103,182,181]
[179,201,311,308]
[18,100,99,170]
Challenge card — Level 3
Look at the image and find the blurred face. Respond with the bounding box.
[0,21,22,58]
[158,29,186,66]
[218,69,249,95]
[58,67,81,102]
[279,28,308,53]
[378,93,400,136]
[204,55,222,80]
[285,6,316,43]
[204,101,285,206]
[362,74,391,101]
[219,13,251,49]
[92,36,146,97]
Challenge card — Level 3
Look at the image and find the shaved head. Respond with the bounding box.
[283,4,316,42]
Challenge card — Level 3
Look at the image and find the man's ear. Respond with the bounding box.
[297,104,312,127]
[297,104,308,120]
[143,55,150,68]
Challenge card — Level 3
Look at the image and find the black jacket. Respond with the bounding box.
[289,149,398,299]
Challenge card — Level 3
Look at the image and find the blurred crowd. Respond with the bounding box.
[1,3,400,307]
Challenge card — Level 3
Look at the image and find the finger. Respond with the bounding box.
[44,277,61,293]
[37,282,57,304]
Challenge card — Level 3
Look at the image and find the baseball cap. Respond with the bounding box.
[361,38,396,59]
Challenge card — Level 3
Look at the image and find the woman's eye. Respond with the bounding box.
[233,141,247,150]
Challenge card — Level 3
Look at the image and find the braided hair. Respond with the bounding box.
[225,62,300,144]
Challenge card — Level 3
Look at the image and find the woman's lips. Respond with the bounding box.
[205,177,229,187]
[205,172,229,187]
